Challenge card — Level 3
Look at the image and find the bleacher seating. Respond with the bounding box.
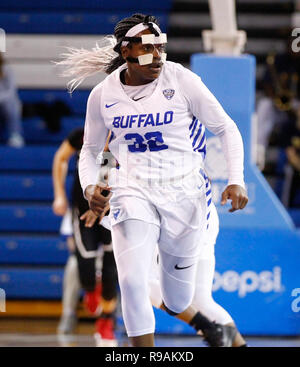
[0,174,73,201]
[19,91,89,115]
[0,205,61,232]
[0,0,172,11]
[168,0,295,79]
[0,268,64,299]
[0,236,68,265]
[1,0,299,309]
[1,117,83,145]
[22,118,83,144]
[0,0,171,307]
[0,12,169,35]
[0,146,61,171]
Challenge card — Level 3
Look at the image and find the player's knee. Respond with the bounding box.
[162,302,179,316]
[161,275,195,314]
[163,292,193,315]
[163,301,191,315]
[119,271,147,297]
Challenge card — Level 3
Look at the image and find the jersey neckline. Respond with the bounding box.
[115,63,165,106]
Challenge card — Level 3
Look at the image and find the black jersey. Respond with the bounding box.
[67,127,88,214]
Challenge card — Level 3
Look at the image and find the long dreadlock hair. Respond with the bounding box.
[56,13,160,92]
[106,13,160,74]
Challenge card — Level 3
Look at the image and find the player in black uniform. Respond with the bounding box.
[52,127,118,346]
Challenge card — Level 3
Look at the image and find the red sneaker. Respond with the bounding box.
[84,283,102,315]
[94,317,117,347]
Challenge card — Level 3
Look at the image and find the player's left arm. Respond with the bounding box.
[178,65,248,212]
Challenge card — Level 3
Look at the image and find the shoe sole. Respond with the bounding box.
[94,333,118,347]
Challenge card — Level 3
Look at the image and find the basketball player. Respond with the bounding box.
[52,127,118,346]
[53,130,238,347]
[98,155,247,347]
[59,14,248,347]
[100,189,247,347]
[148,198,247,347]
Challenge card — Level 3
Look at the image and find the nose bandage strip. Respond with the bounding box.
[137,52,167,66]
[138,54,155,66]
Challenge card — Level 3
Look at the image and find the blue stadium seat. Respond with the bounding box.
[0,146,76,172]
[0,204,61,232]
[0,267,64,299]
[0,12,168,34]
[0,0,172,11]
[22,117,83,144]
[0,146,56,171]
[0,0,171,302]
[1,174,73,201]
[19,90,89,116]
[0,235,68,265]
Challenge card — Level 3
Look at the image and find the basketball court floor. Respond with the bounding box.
[0,319,299,347]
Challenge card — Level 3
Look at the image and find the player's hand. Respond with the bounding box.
[221,184,248,213]
[80,209,98,228]
[85,184,112,219]
[52,195,68,216]
[98,204,110,224]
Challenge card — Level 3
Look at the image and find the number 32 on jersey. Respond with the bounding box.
[124,131,168,152]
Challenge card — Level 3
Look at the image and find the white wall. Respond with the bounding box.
[5,34,107,89]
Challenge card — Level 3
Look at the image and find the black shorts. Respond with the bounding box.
[72,207,111,258]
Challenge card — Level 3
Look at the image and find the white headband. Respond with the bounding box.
[56,23,167,91]
[121,22,163,46]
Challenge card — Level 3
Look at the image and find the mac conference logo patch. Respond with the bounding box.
[163,89,175,100]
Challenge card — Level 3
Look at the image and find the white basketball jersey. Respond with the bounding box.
[79,60,244,194]
[100,61,206,185]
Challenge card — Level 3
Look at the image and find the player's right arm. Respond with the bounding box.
[52,140,76,216]
[79,85,111,218]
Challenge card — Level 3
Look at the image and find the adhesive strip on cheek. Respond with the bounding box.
[161,53,167,63]
[138,54,154,65]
